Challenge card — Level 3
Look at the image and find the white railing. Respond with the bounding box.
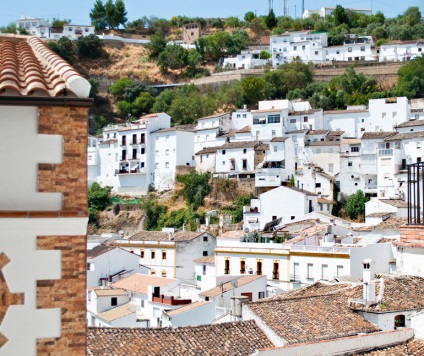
[290,245,350,254]
[378,148,393,156]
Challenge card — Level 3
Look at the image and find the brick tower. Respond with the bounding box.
[0,35,91,354]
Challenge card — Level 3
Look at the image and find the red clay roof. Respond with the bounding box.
[0,35,90,98]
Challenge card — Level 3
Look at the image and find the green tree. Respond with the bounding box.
[90,0,107,30]
[244,11,256,23]
[104,0,116,29]
[185,49,203,78]
[76,34,104,58]
[176,171,211,209]
[241,76,267,105]
[224,17,242,28]
[142,199,167,230]
[51,18,72,28]
[113,0,128,28]
[403,6,421,26]
[345,190,367,220]
[259,50,271,60]
[131,92,155,115]
[393,55,424,98]
[265,9,277,29]
[249,17,267,34]
[88,183,111,222]
[147,32,167,59]
[157,44,188,72]
[47,37,76,63]
[333,5,349,27]
[109,77,134,97]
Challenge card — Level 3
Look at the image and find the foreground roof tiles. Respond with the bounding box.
[246,294,379,344]
[111,274,175,294]
[87,320,274,355]
[362,338,424,355]
[0,35,90,97]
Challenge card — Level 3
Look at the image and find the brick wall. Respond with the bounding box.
[36,235,87,355]
[399,225,424,246]
[38,106,88,213]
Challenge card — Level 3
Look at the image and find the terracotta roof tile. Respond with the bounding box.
[236,126,251,133]
[87,244,115,259]
[246,294,379,344]
[362,338,424,355]
[307,130,329,135]
[217,230,245,240]
[111,274,175,295]
[220,141,261,149]
[0,36,90,97]
[195,146,221,155]
[353,217,407,232]
[395,119,424,128]
[165,301,211,317]
[199,275,265,298]
[129,231,170,241]
[380,199,410,208]
[286,186,318,196]
[270,137,289,142]
[309,140,341,146]
[324,109,368,114]
[96,302,137,322]
[94,288,128,297]
[197,112,230,121]
[361,132,397,140]
[194,256,215,264]
[87,320,274,355]
[386,131,424,141]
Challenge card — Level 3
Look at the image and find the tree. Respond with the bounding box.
[393,55,424,98]
[147,32,167,59]
[333,5,349,27]
[249,17,267,34]
[157,44,188,72]
[113,0,128,28]
[176,171,211,209]
[51,18,72,28]
[142,199,167,230]
[403,7,421,27]
[345,190,367,220]
[185,49,203,78]
[109,77,134,97]
[260,50,271,60]
[90,0,107,30]
[224,17,242,28]
[265,9,277,29]
[47,37,76,63]
[104,0,116,29]
[88,183,111,222]
[76,34,104,58]
[240,76,267,105]
[244,11,256,23]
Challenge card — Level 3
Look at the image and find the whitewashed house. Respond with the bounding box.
[115,230,216,281]
[326,37,375,62]
[323,108,369,138]
[338,138,363,198]
[360,132,397,196]
[87,135,100,186]
[194,256,217,292]
[303,6,372,18]
[152,126,195,191]
[285,109,324,132]
[231,108,253,131]
[223,48,270,69]
[215,141,267,179]
[255,137,296,189]
[270,31,328,67]
[195,146,220,173]
[306,140,341,176]
[97,113,171,195]
[365,197,409,218]
[243,186,318,231]
[87,244,149,288]
[194,112,231,154]
[162,301,215,327]
[379,40,424,62]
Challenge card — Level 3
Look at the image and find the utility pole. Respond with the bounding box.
[302,0,305,17]
[269,0,273,13]
[283,0,289,17]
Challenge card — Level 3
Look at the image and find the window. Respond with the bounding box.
[315,183,321,188]
[348,47,352,52]
[230,159,235,170]
[87,262,94,271]
[140,250,144,258]
[162,251,166,260]
[243,149,247,154]
[161,270,167,277]
[236,114,241,118]
[243,114,247,118]
[222,150,226,155]
[360,46,365,51]
[203,251,208,256]
[242,159,247,170]
[141,148,145,154]
[165,162,169,169]
[256,260,263,275]
[151,269,156,275]
[392,112,397,118]
[111,297,117,306]
[240,259,246,274]
[274,145,277,152]
[268,115,281,124]
[321,264,328,280]
[291,216,295,220]
[258,291,265,299]
[328,163,334,172]
[290,118,296,123]
[294,46,297,50]
[394,315,405,328]
[202,265,207,275]
[307,263,314,279]
[203,235,208,242]
[315,51,319,55]
[303,117,308,122]
[382,112,386,118]
[348,161,353,167]
[151,251,155,259]
[165,149,169,155]
[302,45,305,50]
[224,259,230,274]
[166,135,169,141]
[351,146,359,152]
[417,142,422,149]
[273,262,279,280]
[272,130,276,137]
[337,265,344,276]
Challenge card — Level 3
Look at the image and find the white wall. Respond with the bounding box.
[163,302,215,327]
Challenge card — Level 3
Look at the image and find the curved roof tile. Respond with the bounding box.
[0,36,90,98]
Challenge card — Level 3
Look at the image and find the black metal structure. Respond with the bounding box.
[407,162,424,225]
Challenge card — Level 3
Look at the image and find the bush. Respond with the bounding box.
[88,183,111,222]
[176,171,211,209]
[345,190,368,221]
[47,37,76,63]
[76,34,104,59]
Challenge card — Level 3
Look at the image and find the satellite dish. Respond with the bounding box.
[231,279,238,288]
[244,228,250,233]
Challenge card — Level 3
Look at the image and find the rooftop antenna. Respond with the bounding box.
[302,0,305,17]
[268,0,274,12]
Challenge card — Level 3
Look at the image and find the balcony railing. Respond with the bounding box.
[378,148,393,156]
[290,274,301,282]
[151,294,191,306]
[290,245,350,254]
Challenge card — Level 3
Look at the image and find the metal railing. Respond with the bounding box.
[407,162,424,225]
[378,148,393,156]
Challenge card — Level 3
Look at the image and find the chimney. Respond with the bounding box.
[362,258,376,306]
[182,223,186,232]
[168,232,172,241]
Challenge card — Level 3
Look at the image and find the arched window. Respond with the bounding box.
[394,314,405,328]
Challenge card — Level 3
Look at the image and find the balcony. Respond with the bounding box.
[117,167,145,175]
[378,148,393,156]
[290,274,301,282]
[130,140,138,146]
[151,294,191,306]
[128,156,139,161]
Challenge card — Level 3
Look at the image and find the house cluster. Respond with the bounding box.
[15,16,95,40]
[224,30,423,69]
[89,97,424,219]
